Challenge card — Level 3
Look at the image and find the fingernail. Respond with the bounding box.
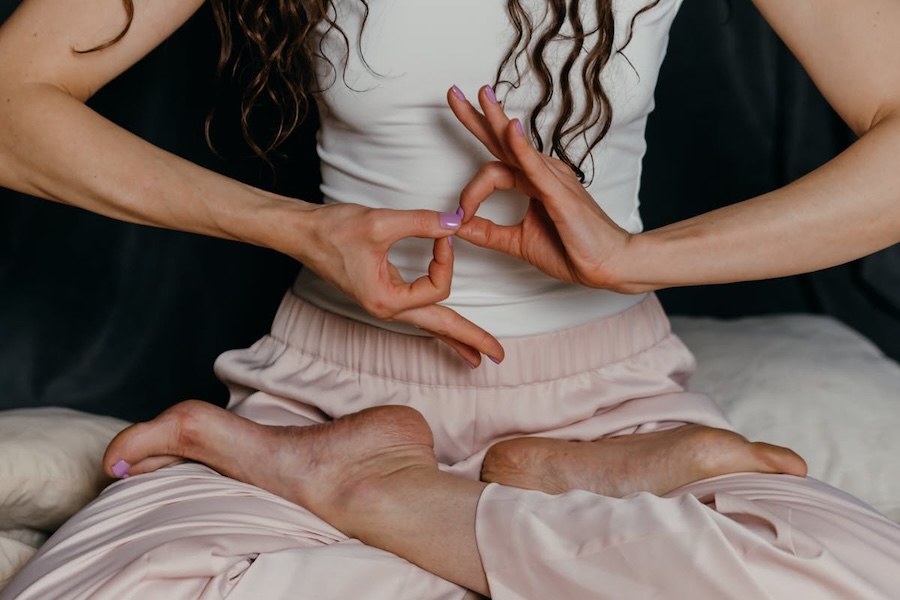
[112,459,131,479]
[466,360,476,370]
[514,119,525,135]
[440,212,461,229]
[489,356,502,365]
[447,235,454,248]
[451,85,466,100]
[485,85,497,103]
[456,206,464,219]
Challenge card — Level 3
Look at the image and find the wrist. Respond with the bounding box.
[600,232,662,295]
[222,185,319,262]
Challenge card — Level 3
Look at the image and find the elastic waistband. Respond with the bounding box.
[269,292,673,388]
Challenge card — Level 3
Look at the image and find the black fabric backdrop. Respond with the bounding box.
[1,2,898,422]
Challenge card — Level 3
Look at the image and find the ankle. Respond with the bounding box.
[338,456,439,523]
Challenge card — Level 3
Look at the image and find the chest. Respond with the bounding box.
[314,0,676,132]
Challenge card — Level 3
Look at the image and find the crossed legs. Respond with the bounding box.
[103,400,808,596]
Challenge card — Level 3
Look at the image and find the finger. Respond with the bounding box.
[365,237,454,319]
[456,215,524,259]
[404,235,454,302]
[458,160,519,219]
[505,118,623,235]
[397,303,505,365]
[477,85,518,165]
[370,208,461,245]
[373,260,448,320]
[431,331,483,368]
[502,119,570,215]
[446,86,510,162]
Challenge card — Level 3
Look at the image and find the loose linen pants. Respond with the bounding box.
[6,293,900,599]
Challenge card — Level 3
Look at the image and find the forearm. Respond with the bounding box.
[617,112,900,293]
[0,82,317,258]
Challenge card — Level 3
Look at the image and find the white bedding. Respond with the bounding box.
[672,314,900,522]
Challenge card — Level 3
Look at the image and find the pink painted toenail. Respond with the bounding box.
[112,459,131,479]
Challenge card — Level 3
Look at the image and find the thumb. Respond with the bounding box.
[374,208,462,242]
[457,216,524,259]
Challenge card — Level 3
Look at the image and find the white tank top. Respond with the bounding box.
[293,0,682,337]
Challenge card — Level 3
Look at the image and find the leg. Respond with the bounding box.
[3,403,471,600]
[4,460,379,600]
[105,401,900,600]
[103,400,493,596]
[214,292,801,499]
[480,424,808,497]
[101,401,801,593]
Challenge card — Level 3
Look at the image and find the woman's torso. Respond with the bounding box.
[293,0,682,336]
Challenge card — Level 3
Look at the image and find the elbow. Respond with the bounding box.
[853,99,900,137]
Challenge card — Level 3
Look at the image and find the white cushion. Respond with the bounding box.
[672,314,900,523]
[0,407,130,531]
[0,529,46,549]
[0,533,38,593]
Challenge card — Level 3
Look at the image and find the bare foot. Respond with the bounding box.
[102,400,439,524]
[481,425,808,497]
[103,401,491,595]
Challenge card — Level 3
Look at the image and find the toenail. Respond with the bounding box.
[112,459,131,479]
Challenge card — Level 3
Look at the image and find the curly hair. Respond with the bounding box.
[87,0,659,181]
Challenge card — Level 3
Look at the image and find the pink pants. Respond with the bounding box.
[5,293,900,599]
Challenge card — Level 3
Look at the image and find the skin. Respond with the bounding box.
[450,62,900,294]
[0,0,501,367]
[481,424,806,498]
[103,401,494,595]
[99,400,803,597]
[0,0,900,365]
[1,0,899,363]
[3,0,900,595]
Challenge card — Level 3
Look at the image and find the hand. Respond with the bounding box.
[299,202,504,366]
[447,85,632,290]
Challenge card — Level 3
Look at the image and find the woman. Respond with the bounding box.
[1,0,899,598]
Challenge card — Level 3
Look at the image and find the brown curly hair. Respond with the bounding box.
[87,0,659,181]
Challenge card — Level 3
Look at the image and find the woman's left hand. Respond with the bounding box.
[447,85,632,291]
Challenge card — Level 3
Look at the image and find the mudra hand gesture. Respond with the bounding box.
[448,85,635,293]
[300,201,504,366]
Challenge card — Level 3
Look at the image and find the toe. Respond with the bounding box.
[102,400,222,478]
[753,442,808,478]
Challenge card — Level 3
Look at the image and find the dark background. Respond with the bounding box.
[1,1,898,422]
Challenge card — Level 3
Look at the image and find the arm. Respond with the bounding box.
[0,0,502,364]
[620,0,900,292]
[450,0,900,293]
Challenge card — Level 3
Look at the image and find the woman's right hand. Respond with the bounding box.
[0,0,502,365]
[295,202,505,367]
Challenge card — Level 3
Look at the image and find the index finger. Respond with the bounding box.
[446,86,512,163]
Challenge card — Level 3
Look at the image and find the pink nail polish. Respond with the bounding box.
[456,206,464,219]
[451,85,466,100]
[515,119,525,135]
[485,85,497,103]
[466,360,476,370]
[112,459,131,479]
[489,356,502,365]
[440,212,461,229]
[448,235,454,248]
